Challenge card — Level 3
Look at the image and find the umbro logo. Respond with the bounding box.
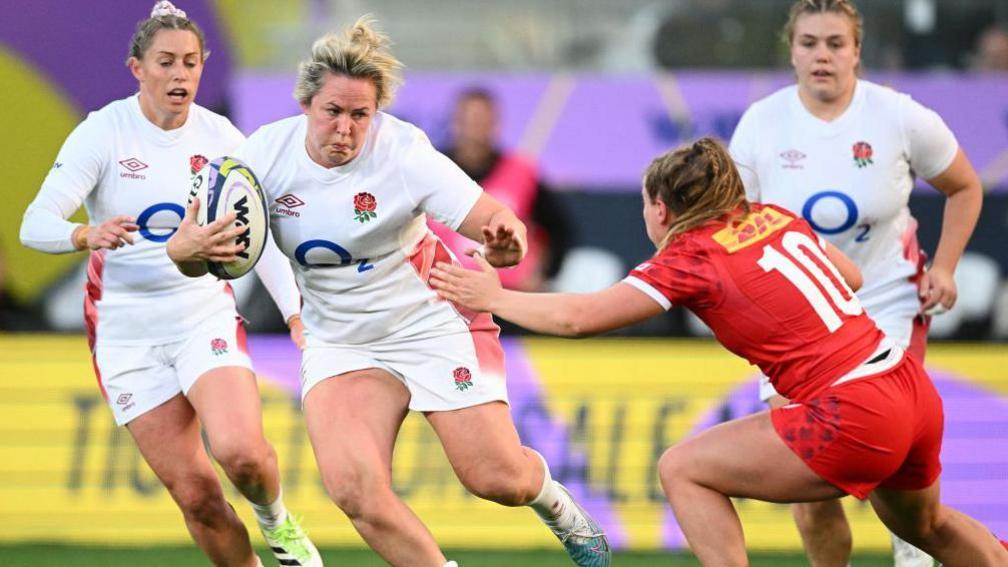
[118,157,148,179]
[276,194,305,208]
[780,149,806,170]
[119,157,148,172]
[275,193,304,217]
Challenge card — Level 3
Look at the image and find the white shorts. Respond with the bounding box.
[300,324,508,412]
[93,313,253,425]
[758,307,920,402]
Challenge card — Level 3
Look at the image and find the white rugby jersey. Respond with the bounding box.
[730,80,957,339]
[20,95,300,345]
[233,112,483,345]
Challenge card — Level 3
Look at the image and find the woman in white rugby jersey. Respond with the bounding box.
[168,16,610,567]
[729,1,983,566]
[19,3,321,566]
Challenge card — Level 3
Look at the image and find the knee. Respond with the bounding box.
[168,476,230,527]
[897,505,946,547]
[792,501,851,541]
[657,445,691,493]
[457,459,533,506]
[213,439,275,483]
[320,468,390,520]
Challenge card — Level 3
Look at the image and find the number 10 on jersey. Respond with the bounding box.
[757,231,862,332]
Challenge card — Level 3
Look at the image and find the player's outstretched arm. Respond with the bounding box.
[456,193,527,268]
[431,253,663,337]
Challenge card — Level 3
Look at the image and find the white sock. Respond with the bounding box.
[526,450,576,528]
[250,489,288,530]
[444,562,458,567]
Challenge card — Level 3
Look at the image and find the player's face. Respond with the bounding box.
[452,97,497,151]
[790,12,860,104]
[302,74,377,168]
[129,29,204,125]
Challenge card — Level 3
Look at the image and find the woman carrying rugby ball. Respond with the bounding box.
[169,15,611,567]
[20,2,320,566]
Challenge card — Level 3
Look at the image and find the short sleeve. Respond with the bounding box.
[729,107,762,202]
[399,130,482,230]
[623,242,716,311]
[900,96,958,181]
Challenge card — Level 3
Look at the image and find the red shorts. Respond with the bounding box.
[771,355,943,499]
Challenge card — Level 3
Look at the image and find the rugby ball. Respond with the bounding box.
[188,156,269,280]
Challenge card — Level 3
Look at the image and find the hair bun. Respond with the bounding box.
[151,0,186,19]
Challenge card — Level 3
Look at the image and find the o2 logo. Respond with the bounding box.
[294,239,374,272]
[801,191,871,243]
[136,202,185,242]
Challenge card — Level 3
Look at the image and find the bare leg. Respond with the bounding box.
[767,394,852,567]
[425,401,542,506]
[870,483,1008,567]
[658,411,845,567]
[188,367,279,506]
[303,368,445,567]
[428,401,611,566]
[792,501,852,567]
[128,395,257,567]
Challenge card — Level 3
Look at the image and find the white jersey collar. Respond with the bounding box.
[790,79,867,137]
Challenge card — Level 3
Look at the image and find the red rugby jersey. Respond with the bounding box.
[626,204,884,401]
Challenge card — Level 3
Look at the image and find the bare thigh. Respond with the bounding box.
[126,394,221,494]
[664,411,845,503]
[187,366,268,455]
[302,368,411,504]
[426,401,542,503]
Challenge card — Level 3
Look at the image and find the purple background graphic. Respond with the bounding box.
[0,0,233,114]
[234,71,1008,191]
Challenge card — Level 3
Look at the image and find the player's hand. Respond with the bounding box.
[430,253,502,312]
[478,223,526,268]
[77,216,139,251]
[919,265,956,315]
[167,197,248,264]
[287,315,306,350]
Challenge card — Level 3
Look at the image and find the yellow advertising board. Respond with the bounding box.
[0,335,1005,550]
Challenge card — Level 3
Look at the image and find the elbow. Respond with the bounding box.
[847,267,863,292]
[558,309,596,338]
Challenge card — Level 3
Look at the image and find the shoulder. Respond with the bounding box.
[733,85,795,144]
[245,115,304,147]
[374,112,432,153]
[79,97,134,131]
[743,85,796,120]
[858,79,914,112]
[190,103,241,131]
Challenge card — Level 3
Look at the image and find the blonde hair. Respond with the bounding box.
[643,137,749,250]
[294,15,403,108]
[127,2,208,64]
[782,0,863,48]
